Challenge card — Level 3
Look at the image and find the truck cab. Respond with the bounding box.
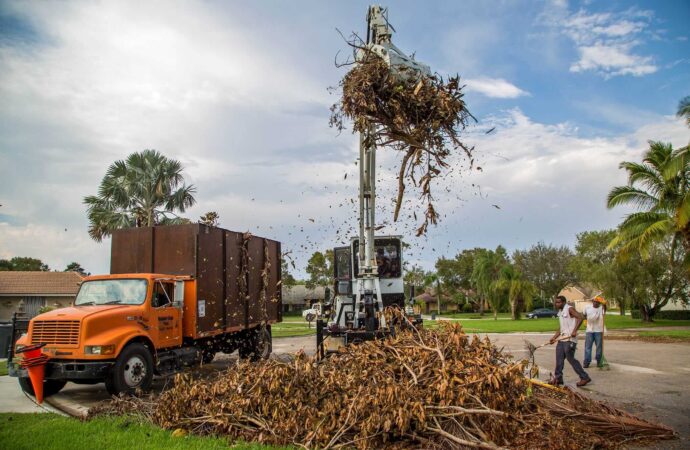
[12,274,193,396]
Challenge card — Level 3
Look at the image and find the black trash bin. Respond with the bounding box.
[431,312,437,321]
[0,322,12,359]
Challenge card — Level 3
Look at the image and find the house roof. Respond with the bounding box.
[281,284,325,304]
[559,283,600,300]
[0,271,83,296]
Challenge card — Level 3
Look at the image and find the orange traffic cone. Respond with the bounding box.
[17,343,48,404]
[26,362,46,403]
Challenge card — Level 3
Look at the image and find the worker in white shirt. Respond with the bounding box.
[583,296,606,368]
[549,295,591,387]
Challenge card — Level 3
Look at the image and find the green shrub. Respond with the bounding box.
[631,309,690,320]
[462,302,474,313]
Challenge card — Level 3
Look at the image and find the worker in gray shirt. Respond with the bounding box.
[549,295,591,387]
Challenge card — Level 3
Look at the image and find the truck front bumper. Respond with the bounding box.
[9,360,114,381]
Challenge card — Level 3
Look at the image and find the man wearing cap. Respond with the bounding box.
[549,295,591,387]
[583,296,606,368]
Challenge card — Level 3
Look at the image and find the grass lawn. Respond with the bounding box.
[424,315,690,333]
[0,413,286,450]
[272,321,316,338]
[0,359,8,376]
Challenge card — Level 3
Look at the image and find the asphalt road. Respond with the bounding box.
[2,334,689,448]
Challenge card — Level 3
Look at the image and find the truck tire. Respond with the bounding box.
[105,343,154,396]
[18,377,66,398]
[201,349,216,364]
[238,326,272,361]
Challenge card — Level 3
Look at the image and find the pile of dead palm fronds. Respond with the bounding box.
[92,323,675,449]
[330,50,474,236]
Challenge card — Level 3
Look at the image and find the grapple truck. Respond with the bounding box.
[9,224,282,397]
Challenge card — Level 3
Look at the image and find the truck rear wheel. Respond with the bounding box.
[18,377,66,398]
[105,343,154,396]
[238,325,272,361]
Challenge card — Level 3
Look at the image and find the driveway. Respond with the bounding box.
[2,334,689,448]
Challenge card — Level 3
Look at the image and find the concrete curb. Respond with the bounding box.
[45,394,90,418]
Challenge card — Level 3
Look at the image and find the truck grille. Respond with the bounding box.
[31,320,80,346]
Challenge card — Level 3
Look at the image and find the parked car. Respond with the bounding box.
[526,308,557,319]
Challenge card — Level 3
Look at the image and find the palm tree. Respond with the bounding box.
[84,150,196,241]
[494,265,536,320]
[678,96,690,127]
[471,249,506,320]
[607,141,690,272]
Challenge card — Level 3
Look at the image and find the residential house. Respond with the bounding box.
[0,271,83,320]
[414,291,460,314]
[281,284,326,312]
[557,283,616,313]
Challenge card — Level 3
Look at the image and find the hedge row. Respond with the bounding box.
[630,309,690,320]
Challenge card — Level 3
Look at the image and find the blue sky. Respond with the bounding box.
[0,0,688,277]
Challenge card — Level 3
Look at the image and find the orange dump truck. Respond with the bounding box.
[9,224,282,397]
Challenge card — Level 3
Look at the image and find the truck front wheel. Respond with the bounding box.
[105,343,154,396]
[18,377,66,398]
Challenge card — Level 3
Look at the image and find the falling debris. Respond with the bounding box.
[330,48,474,236]
[92,323,675,449]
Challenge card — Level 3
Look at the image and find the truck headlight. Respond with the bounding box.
[84,345,115,355]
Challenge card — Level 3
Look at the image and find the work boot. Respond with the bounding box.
[548,376,563,386]
[583,363,590,368]
[576,378,591,387]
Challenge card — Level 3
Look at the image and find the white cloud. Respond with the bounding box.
[0,1,687,278]
[544,7,658,78]
[570,43,657,77]
[464,77,528,98]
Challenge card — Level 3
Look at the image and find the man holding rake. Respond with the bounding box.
[549,295,591,387]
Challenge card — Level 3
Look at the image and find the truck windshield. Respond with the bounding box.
[75,279,148,306]
[352,238,402,279]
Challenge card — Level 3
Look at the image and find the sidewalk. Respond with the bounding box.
[0,375,45,413]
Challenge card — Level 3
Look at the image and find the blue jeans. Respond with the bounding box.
[584,332,603,366]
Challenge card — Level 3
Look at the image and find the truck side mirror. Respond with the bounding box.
[174,281,185,308]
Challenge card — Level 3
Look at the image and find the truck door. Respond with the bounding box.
[151,280,182,349]
[334,246,352,296]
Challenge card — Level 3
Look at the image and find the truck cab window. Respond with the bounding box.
[153,281,174,308]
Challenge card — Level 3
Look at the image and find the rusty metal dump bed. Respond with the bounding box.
[111,224,281,336]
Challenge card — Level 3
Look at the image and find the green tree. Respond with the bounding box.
[572,230,688,321]
[404,264,426,295]
[494,264,536,320]
[471,247,508,320]
[619,238,688,321]
[198,211,220,227]
[64,262,89,276]
[84,149,196,242]
[607,141,690,273]
[0,256,49,271]
[570,230,625,314]
[678,95,690,127]
[513,242,576,303]
[281,255,297,290]
[305,250,333,289]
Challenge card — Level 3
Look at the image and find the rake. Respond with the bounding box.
[524,335,571,362]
